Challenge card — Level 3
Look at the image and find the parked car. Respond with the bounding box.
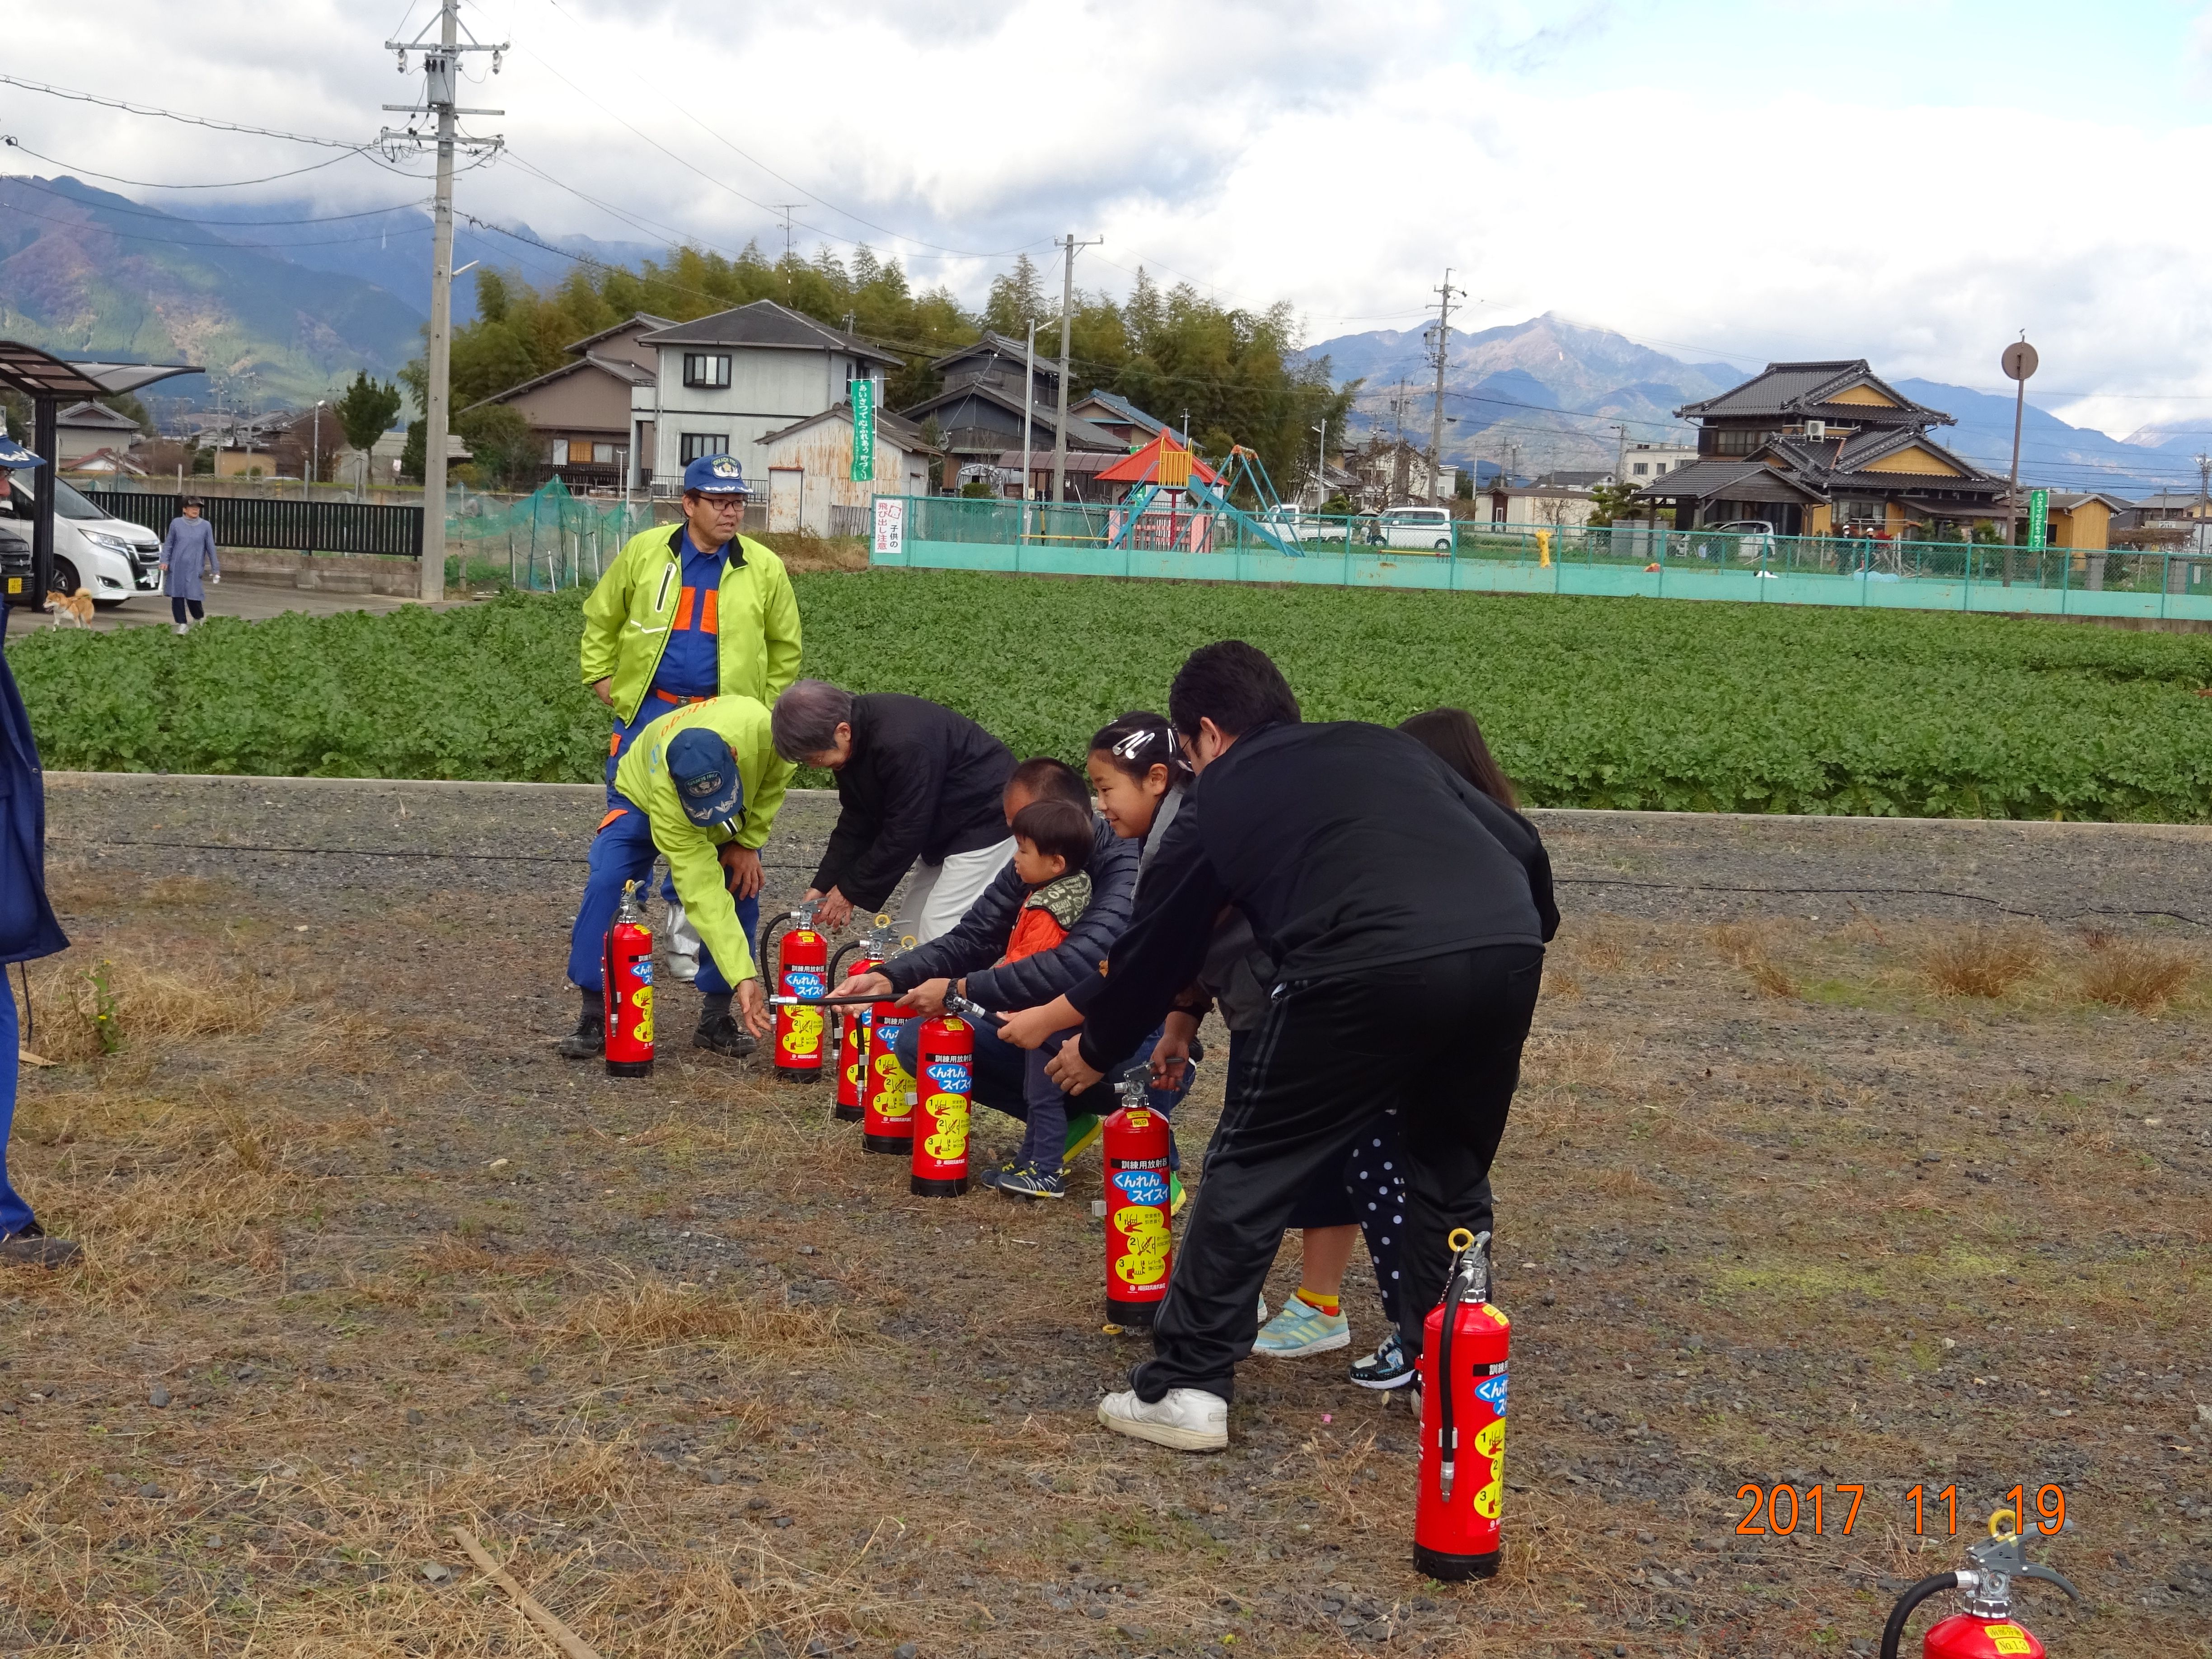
[0,476,163,605]
[0,516,29,609]
[1374,506,1457,552]
[1709,519,1778,561]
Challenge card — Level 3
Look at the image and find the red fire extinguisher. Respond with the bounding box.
[601,879,654,1079]
[765,903,829,1084]
[1102,1069,1175,1326]
[828,937,880,1124]
[862,991,917,1155]
[1416,1228,1508,1581]
[909,1014,973,1195]
[1880,1510,2081,1659]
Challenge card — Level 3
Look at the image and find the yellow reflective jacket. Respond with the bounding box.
[612,696,792,984]
[579,524,802,723]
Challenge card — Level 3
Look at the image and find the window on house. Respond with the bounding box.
[1631,462,1648,476]
[592,441,617,465]
[1712,428,1768,456]
[548,438,569,465]
[682,353,731,389]
[680,432,730,464]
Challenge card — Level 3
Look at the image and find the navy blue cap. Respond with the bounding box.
[682,454,750,495]
[666,727,745,829]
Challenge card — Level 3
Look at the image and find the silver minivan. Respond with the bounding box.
[1375,506,1457,552]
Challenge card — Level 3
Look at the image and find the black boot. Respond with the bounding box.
[556,988,604,1059]
[693,990,757,1058]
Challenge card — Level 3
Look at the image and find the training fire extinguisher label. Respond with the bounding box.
[1111,1169,1168,1206]
[631,959,653,985]
[786,969,825,998]
[1474,1373,1508,1415]
[924,1058,971,1094]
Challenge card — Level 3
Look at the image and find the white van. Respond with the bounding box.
[1375,506,1457,552]
[0,476,164,606]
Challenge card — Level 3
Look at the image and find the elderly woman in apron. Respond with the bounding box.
[159,499,220,633]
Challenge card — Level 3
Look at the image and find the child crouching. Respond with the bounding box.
[994,797,1094,1200]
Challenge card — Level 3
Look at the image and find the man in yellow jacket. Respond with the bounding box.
[560,696,792,1059]
[578,451,801,997]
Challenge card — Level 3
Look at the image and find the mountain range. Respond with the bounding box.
[1302,314,2205,495]
[0,174,651,412]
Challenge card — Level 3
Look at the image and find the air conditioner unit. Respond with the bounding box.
[1803,419,1826,440]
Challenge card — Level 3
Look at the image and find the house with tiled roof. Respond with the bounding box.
[1632,359,2012,537]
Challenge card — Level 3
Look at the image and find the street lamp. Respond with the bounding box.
[1312,419,1328,511]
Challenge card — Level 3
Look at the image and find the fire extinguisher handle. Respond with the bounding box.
[2017,1562,2082,1603]
[1879,1573,1959,1659]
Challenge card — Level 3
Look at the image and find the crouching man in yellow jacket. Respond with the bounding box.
[559,696,792,1060]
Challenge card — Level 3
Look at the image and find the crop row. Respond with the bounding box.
[9,570,2212,820]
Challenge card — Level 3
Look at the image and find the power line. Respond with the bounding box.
[0,72,365,149]
[0,173,430,226]
[0,136,370,190]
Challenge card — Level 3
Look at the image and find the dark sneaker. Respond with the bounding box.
[692,1013,759,1059]
[997,1164,1065,1200]
[0,1223,81,1270]
[556,1009,604,1060]
[1350,1328,1415,1391]
[975,1156,1021,1191]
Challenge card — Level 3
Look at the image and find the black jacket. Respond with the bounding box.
[811,694,1016,911]
[881,816,1137,1010]
[0,646,68,966]
[1077,721,1558,1070]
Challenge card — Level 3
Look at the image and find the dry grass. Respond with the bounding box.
[20,942,299,1062]
[2075,937,2199,1013]
[1712,923,1800,998]
[558,1279,846,1354]
[1920,925,2044,998]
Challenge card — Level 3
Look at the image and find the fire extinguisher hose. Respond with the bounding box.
[1433,1227,1489,1505]
[1878,1574,1959,1659]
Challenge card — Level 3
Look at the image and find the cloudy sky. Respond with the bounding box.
[9,0,2212,434]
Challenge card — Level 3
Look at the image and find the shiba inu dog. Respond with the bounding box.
[44,588,94,628]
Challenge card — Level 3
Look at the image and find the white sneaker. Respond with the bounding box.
[171,623,188,636]
[663,898,702,983]
[1097,1387,1228,1453]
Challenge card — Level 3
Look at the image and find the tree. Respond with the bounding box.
[983,254,1047,337]
[454,404,540,492]
[400,419,426,486]
[336,371,403,455]
[1586,479,1643,527]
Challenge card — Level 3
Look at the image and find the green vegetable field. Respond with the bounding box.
[12,570,2212,819]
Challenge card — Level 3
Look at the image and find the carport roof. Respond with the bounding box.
[0,340,202,400]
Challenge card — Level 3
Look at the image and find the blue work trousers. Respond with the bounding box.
[609,702,690,903]
[567,796,758,996]
[0,974,33,1237]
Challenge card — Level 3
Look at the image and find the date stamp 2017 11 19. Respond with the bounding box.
[1736,1482,2067,1538]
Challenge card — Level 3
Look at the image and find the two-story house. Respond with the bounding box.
[632,301,903,491]
[464,312,670,492]
[1631,360,2011,537]
[900,332,1121,492]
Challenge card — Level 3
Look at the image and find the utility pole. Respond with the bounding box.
[1426,270,1458,504]
[384,0,504,604]
[1999,335,2037,589]
[1612,422,1628,484]
[1050,232,1101,505]
[1312,416,1327,509]
[772,204,803,263]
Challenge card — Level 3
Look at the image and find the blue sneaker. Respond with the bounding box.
[1349,1328,1415,1390]
[997,1164,1065,1200]
[1252,1297,1350,1358]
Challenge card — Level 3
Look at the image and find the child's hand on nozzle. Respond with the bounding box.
[896,977,951,1016]
[832,970,892,1003]
[1147,1031,1192,1090]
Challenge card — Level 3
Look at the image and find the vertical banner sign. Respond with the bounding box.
[850,377,876,483]
[2027,487,2048,550]
[871,496,905,561]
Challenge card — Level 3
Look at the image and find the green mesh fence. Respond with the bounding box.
[444,478,656,591]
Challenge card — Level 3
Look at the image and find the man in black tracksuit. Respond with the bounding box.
[1054,641,1556,1453]
[771,682,1017,942]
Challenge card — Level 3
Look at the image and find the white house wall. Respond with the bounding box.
[635,349,885,483]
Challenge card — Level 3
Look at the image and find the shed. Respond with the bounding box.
[55,400,143,465]
[755,401,937,536]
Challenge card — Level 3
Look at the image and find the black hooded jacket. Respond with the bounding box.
[880,816,1137,1010]
[810,694,1016,911]
[1076,720,1558,1071]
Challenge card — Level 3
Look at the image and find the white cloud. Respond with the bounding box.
[7,0,2212,429]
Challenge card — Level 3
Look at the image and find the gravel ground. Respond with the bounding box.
[3,776,2207,1659]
